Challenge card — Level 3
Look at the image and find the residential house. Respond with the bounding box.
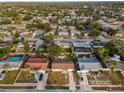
[72,40,93,56]
[77,57,103,71]
[25,57,49,71]
[51,60,75,71]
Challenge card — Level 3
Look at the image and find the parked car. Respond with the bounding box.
[39,74,43,81]
[80,77,83,81]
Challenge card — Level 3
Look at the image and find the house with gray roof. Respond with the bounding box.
[72,40,93,56]
[77,57,103,71]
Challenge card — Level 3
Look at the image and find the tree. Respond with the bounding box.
[0,18,11,25]
[118,47,124,61]
[108,61,118,88]
[43,23,51,33]
[23,39,31,54]
[2,64,9,71]
[13,16,22,24]
[121,24,124,30]
[0,46,11,58]
[14,31,20,38]
[88,28,101,37]
[48,44,63,60]
[44,34,54,43]
[107,28,118,36]
[96,48,110,68]
[0,38,4,43]
[12,38,20,45]
[89,21,102,30]
[23,14,33,21]
[35,45,48,57]
[109,62,118,72]
[105,41,117,57]
[76,24,84,31]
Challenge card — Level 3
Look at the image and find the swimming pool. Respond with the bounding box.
[0,57,23,62]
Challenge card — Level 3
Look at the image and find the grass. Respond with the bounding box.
[45,86,69,89]
[76,86,80,90]
[87,71,124,85]
[47,71,69,84]
[92,87,124,91]
[0,70,19,84]
[73,72,79,85]
[111,71,124,85]
[15,70,36,83]
[95,71,110,81]
[0,86,36,89]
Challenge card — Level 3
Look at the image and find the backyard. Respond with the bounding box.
[47,71,69,84]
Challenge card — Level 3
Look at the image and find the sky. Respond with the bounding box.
[0,0,124,2]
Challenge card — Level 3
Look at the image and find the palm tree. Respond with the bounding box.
[108,61,118,90]
[109,62,118,73]
[23,39,32,54]
[121,80,124,89]
[3,64,9,71]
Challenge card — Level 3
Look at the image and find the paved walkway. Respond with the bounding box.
[43,73,48,86]
[36,73,44,90]
[78,72,92,91]
[68,71,76,90]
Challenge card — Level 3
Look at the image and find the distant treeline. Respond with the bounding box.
[0,2,124,10]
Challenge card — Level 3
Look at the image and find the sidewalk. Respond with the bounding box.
[68,70,76,90]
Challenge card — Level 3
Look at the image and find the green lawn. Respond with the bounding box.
[0,70,19,84]
[111,71,124,85]
[0,86,36,89]
[45,86,69,89]
[47,71,69,84]
[15,70,36,83]
[76,86,80,90]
